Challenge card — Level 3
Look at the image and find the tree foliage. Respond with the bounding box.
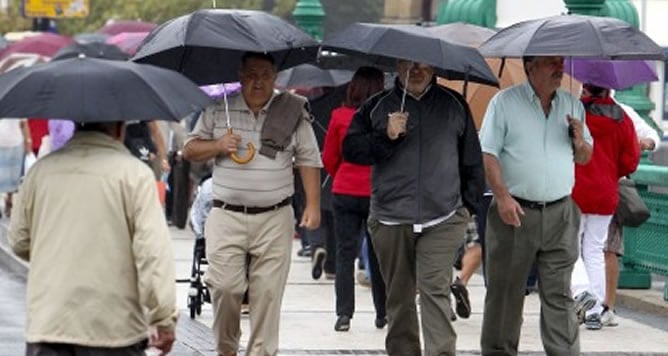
[0,0,382,38]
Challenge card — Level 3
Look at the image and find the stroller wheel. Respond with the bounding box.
[188,295,199,319]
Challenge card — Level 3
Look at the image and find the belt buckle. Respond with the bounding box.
[243,206,249,214]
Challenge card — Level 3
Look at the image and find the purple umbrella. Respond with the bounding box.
[564,58,658,90]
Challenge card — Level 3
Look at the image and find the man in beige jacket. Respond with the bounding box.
[9,121,178,356]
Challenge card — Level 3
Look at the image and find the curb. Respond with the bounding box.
[616,288,668,319]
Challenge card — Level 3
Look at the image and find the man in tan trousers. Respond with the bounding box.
[184,52,322,356]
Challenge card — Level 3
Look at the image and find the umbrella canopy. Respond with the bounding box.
[0,57,213,122]
[563,58,657,90]
[97,20,157,36]
[132,9,319,85]
[106,32,149,55]
[321,23,498,86]
[276,64,354,89]
[53,42,129,61]
[479,14,664,60]
[426,22,496,47]
[74,32,110,44]
[0,53,48,74]
[0,33,74,60]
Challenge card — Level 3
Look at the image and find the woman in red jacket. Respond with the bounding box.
[322,67,386,332]
[571,84,640,330]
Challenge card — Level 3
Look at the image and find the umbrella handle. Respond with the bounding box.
[227,128,255,164]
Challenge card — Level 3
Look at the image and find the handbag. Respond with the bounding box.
[616,178,650,227]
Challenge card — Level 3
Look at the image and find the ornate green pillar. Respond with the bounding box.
[563,0,606,15]
[292,0,325,41]
[436,0,497,28]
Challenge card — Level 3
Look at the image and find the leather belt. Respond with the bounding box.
[212,197,292,215]
[512,196,568,210]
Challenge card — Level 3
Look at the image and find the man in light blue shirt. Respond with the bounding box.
[479,56,593,356]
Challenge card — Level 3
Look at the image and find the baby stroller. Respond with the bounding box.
[181,176,213,319]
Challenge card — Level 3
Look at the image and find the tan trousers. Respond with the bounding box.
[204,205,294,356]
[481,198,580,356]
[368,207,470,356]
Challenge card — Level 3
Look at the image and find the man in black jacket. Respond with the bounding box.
[343,60,484,356]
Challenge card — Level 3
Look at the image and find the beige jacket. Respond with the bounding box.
[9,131,177,347]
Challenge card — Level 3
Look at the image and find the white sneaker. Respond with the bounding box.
[601,307,619,327]
[574,291,597,324]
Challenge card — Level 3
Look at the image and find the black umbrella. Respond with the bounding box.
[479,14,664,60]
[276,63,354,89]
[53,42,129,61]
[0,57,213,122]
[132,9,319,85]
[321,23,499,86]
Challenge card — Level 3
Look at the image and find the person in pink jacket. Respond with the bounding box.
[322,66,387,331]
[571,83,640,330]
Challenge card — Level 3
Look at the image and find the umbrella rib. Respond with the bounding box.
[585,19,607,59]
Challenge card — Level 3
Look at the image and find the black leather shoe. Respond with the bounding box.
[374,316,387,329]
[334,315,351,332]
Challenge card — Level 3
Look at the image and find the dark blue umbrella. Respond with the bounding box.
[322,23,498,87]
[132,9,319,85]
[564,58,658,90]
[0,57,213,122]
[479,14,664,60]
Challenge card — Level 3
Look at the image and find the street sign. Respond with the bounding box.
[23,0,89,18]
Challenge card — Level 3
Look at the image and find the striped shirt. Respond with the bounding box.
[187,92,322,207]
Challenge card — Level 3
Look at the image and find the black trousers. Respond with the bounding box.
[26,339,147,356]
[333,194,386,319]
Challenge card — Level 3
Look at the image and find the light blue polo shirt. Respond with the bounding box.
[479,82,592,202]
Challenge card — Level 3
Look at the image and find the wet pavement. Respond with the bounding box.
[0,267,26,356]
[2,220,668,355]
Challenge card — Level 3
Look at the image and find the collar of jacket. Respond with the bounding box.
[392,76,437,101]
[582,96,624,121]
[68,130,131,153]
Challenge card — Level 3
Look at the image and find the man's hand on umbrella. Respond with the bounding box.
[567,115,585,147]
[217,131,242,156]
[387,112,408,140]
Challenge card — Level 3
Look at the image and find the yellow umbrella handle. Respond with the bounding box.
[227,128,255,164]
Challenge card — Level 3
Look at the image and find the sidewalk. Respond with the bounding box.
[2,219,667,355]
[170,226,668,355]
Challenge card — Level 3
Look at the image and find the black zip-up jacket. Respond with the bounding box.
[342,78,484,224]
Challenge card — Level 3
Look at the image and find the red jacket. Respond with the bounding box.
[322,106,371,197]
[572,96,640,214]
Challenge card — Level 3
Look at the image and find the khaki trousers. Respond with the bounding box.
[204,205,294,356]
[481,198,580,356]
[368,207,469,356]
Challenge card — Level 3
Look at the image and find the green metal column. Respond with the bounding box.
[292,0,325,41]
[563,0,606,15]
[436,0,497,28]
